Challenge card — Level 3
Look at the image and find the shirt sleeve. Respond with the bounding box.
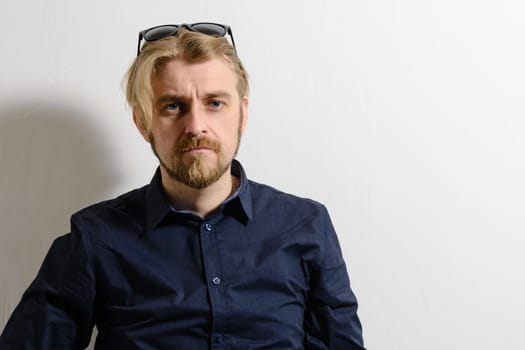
[0,224,96,350]
[303,206,366,350]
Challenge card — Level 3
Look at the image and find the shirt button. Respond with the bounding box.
[214,334,224,344]
[212,276,221,285]
[204,223,212,231]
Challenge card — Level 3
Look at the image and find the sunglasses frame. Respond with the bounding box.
[136,22,237,56]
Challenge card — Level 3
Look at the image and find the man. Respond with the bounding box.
[0,23,365,349]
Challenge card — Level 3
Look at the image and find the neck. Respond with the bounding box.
[160,168,238,219]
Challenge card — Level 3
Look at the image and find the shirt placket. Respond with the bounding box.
[199,220,229,349]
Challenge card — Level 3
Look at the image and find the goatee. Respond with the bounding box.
[150,133,231,189]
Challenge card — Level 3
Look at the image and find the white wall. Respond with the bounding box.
[1,0,524,349]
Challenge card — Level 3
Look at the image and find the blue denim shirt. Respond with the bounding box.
[0,160,365,350]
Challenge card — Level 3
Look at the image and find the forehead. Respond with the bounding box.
[152,57,238,97]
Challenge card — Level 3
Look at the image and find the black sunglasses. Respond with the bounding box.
[137,22,236,56]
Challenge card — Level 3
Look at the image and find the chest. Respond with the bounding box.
[92,217,320,340]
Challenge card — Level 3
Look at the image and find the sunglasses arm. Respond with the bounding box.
[137,33,144,56]
[228,28,238,55]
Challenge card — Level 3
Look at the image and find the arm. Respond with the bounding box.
[304,208,366,350]
[0,228,95,350]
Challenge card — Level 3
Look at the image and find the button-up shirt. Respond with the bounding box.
[0,160,365,349]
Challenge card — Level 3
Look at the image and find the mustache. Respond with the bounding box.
[175,135,220,154]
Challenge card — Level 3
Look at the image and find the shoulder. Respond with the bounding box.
[248,179,327,210]
[70,185,148,233]
[247,179,330,224]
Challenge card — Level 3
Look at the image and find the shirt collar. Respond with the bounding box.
[231,159,253,221]
[145,167,173,234]
[145,159,253,233]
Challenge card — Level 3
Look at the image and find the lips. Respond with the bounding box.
[184,146,213,152]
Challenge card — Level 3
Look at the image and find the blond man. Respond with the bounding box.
[0,23,365,350]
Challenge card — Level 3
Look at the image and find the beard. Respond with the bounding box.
[149,131,241,189]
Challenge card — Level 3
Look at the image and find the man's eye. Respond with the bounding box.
[209,100,223,109]
[165,103,180,111]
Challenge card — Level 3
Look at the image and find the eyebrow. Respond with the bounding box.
[156,91,233,105]
[203,91,233,100]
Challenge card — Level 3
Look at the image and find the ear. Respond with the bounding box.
[240,96,249,135]
[133,112,150,143]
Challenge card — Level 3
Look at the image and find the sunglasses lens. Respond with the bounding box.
[190,23,227,36]
[144,25,179,41]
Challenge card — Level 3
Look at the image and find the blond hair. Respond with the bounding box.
[125,28,249,131]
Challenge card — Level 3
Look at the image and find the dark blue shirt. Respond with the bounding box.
[0,160,365,350]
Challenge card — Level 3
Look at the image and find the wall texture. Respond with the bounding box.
[1,1,524,349]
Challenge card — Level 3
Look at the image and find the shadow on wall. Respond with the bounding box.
[0,100,118,329]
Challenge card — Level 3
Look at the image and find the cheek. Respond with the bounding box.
[150,130,179,156]
[224,128,241,151]
[151,122,182,143]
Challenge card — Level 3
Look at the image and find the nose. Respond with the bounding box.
[183,104,207,136]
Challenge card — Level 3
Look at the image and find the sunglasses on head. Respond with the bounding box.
[137,22,236,56]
